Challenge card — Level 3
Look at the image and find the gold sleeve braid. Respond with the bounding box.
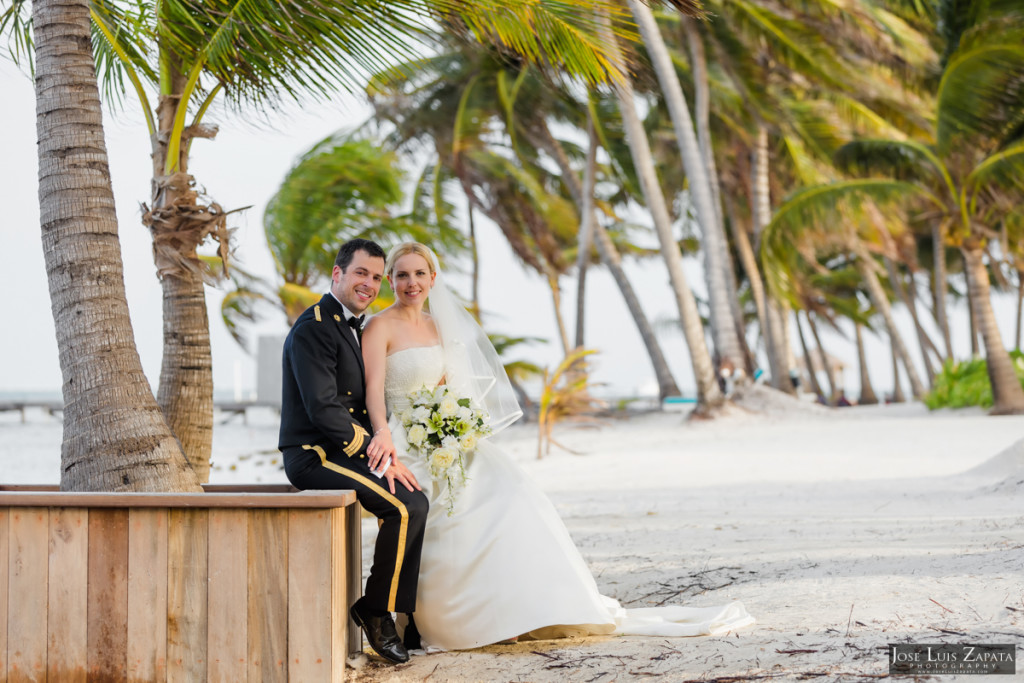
[343,424,370,457]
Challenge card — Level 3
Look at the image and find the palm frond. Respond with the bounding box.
[157,0,636,111]
[762,179,932,298]
[1,0,33,72]
[835,139,953,194]
[89,1,157,127]
[936,16,1024,151]
[726,0,852,91]
[966,140,1024,195]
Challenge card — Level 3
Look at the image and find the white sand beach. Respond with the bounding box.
[3,390,1022,681]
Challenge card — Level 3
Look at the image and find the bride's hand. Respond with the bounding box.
[366,428,396,471]
[384,457,422,494]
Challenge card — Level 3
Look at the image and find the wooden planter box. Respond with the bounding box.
[0,484,362,683]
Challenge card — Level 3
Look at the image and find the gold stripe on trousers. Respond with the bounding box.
[302,444,408,612]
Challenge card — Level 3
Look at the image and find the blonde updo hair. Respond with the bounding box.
[385,242,436,278]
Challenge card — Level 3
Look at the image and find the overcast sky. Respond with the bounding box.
[2,58,1017,403]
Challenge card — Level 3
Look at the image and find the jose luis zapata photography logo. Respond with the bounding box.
[889,644,1017,675]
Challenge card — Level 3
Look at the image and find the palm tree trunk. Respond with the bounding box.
[855,323,879,405]
[629,0,746,379]
[884,258,936,387]
[469,205,480,319]
[547,269,571,356]
[807,313,836,399]
[723,194,769,362]
[33,0,200,493]
[964,251,981,356]
[856,249,927,398]
[795,313,824,400]
[531,121,680,399]
[611,77,722,409]
[751,125,794,393]
[682,16,748,364]
[150,87,215,483]
[574,116,598,349]
[1015,269,1023,350]
[932,221,953,358]
[961,246,1024,414]
[890,337,906,403]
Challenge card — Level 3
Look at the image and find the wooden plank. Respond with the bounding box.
[248,509,288,683]
[332,507,349,681]
[127,509,168,683]
[166,509,208,683]
[0,508,9,682]
[287,510,332,683]
[87,509,129,682]
[207,509,248,683]
[345,502,363,656]
[202,485,297,494]
[0,491,355,509]
[8,507,49,682]
[47,508,88,682]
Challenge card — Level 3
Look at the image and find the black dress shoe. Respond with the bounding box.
[350,604,409,664]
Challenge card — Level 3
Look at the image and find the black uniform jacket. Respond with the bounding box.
[278,293,372,457]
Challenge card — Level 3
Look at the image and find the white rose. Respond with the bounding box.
[439,395,460,418]
[457,406,473,422]
[458,433,477,451]
[405,423,427,447]
[430,446,456,471]
[442,435,458,449]
[411,406,431,424]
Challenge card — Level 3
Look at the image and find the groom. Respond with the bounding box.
[279,238,428,664]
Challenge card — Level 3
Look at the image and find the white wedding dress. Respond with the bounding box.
[385,345,754,650]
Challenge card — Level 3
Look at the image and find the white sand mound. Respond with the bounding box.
[965,436,1024,494]
[965,436,1024,478]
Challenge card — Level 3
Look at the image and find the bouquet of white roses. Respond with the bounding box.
[399,385,491,515]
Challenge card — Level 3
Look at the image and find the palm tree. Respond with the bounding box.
[597,9,725,410]
[663,0,936,394]
[627,0,747,380]
[4,0,638,477]
[29,0,199,492]
[791,2,1024,412]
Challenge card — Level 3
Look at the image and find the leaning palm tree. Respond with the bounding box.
[662,0,936,392]
[595,8,725,411]
[627,0,747,382]
[28,0,199,492]
[775,5,1024,413]
[3,0,637,477]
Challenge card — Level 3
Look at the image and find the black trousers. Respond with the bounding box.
[283,443,428,614]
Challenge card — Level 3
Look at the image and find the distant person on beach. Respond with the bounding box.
[278,238,428,665]
[357,241,754,652]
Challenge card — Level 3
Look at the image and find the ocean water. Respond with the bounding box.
[0,405,289,485]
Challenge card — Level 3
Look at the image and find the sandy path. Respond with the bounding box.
[350,400,1024,682]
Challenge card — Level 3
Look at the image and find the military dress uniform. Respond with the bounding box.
[279,293,428,615]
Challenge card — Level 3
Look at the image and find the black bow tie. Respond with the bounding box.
[347,315,365,330]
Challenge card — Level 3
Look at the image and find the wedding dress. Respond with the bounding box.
[383,344,754,651]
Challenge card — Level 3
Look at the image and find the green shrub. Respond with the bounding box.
[924,351,1024,409]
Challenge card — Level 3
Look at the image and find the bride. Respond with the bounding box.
[360,242,753,651]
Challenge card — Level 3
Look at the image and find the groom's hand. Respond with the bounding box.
[384,458,421,494]
[366,430,395,471]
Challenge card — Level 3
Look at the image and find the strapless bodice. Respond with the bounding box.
[385,345,446,412]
